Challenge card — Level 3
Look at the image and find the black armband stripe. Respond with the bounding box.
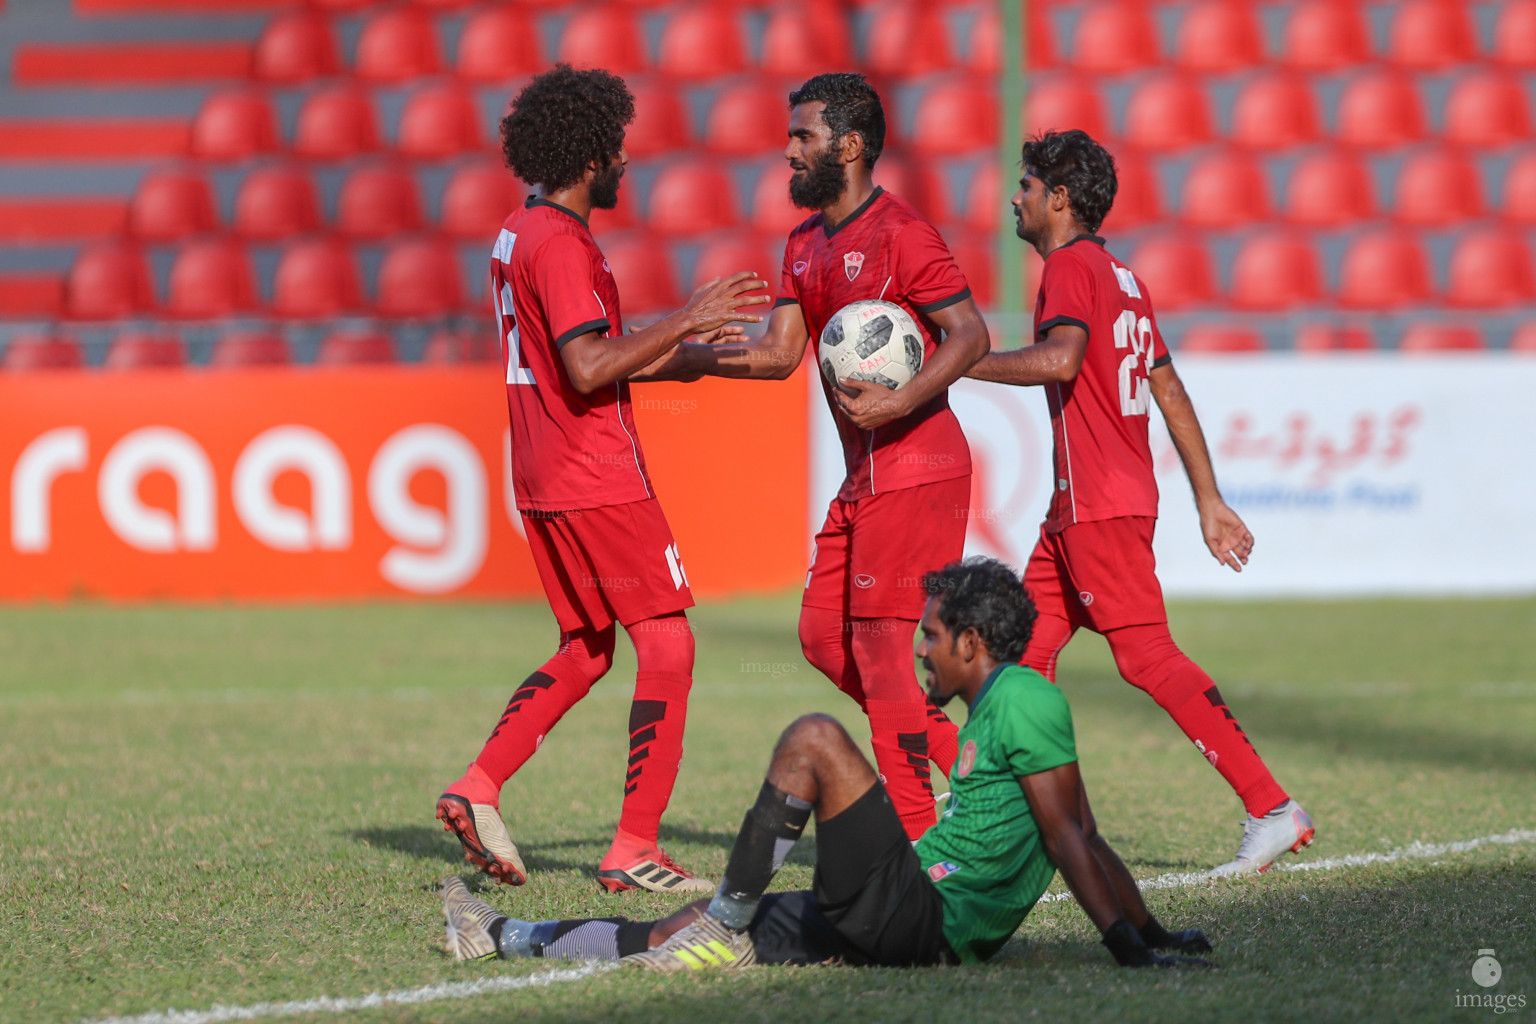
[773,296,800,308]
[1037,315,1089,338]
[915,287,971,314]
[1152,353,1172,368]
[553,319,611,349]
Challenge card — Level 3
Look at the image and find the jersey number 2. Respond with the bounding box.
[493,234,535,386]
[1112,309,1153,417]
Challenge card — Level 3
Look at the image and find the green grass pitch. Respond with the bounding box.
[2,596,1533,1024]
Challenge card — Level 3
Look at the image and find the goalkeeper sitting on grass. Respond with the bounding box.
[441,557,1214,969]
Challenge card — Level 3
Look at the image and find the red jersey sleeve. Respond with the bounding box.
[893,220,970,314]
[533,234,611,348]
[776,236,801,309]
[1036,251,1096,340]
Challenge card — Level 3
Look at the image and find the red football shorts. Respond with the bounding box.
[1023,516,1168,632]
[521,499,694,633]
[804,476,970,620]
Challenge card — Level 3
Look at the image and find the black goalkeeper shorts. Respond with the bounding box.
[748,783,956,967]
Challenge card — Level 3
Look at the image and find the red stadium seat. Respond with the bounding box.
[761,3,854,77]
[1393,149,1484,226]
[128,168,217,241]
[1284,149,1376,226]
[866,3,953,77]
[1386,0,1475,70]
[603,234,681,311]
[1510,321,1536,353]
[1124,75,1212,152]
[1130,235,1215,310]
[456,5,542,80]
[1337,230,1432,309]
[354,6,441,82]
[557,6,645,73]
[1442,73,1532,148]
[1282,0,1370,71]
[912,79,998,155]
[750,163,805,235]
[2,333,83,371]
[1336,72,1426,148]
[589,185,638,231]
[65,240,154,319]
[657,4,746,79]
[317,330,396,365]
[705,83,789,155]
[232,164,321,240]
[625,80,690,158]
[442,162,521,240]
[872,156,948,223]
[1229,232,1324,310]
[1447,229,1536,307]
[252,10,338,82]
[647,160,739,236]
[190,89,277,160]
[307,0,376,11]
[1180,150,1271,228]
[967,4,1055,73]
[377,237,465,316]
[105,332,183,370]
[1071,2,1158,74]
[397,83,484,159]
[1230,74,1320,150]
[293,86,380,160]
[167,237,257,319]
[1099,150,1159,232]
[945,233,994,307]
[1503,152,1536,224]
[1294,324,1375,352]
[1398,324,1485,352]
[337,163,423,239]
[210,330,291,367]
[423,328,501,364]
[1176,325,1265,354]
[1175,1,1263,73]
[964,161,1004,232]
[1492,0,1536,68]
[272,237,362,318]
[690,235,777,314]
[1022,77,1109,140]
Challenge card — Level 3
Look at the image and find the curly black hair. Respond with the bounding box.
[500,64,634,192]
[1020,129,1118,233]
[788,72,885,168]
[922,557,1038,663]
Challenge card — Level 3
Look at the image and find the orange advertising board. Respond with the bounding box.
[0,367,808,601]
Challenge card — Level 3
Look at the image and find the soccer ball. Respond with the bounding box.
[818,300,925,392]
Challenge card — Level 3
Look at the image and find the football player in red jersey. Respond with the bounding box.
[966,129,1315,876]
[435,66,770,893]
[640,74,991,840]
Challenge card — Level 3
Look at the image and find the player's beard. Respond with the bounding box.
[589,160,623,210]
[789,145,848,210]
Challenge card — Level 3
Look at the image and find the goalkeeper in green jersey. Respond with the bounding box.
[440,557,1213,970]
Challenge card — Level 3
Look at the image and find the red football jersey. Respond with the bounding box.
[779,187,973,501]
[491,197,652,511]
[1032,235,1170,533]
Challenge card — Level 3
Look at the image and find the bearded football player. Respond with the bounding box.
[434,65,770,894]
[639,72,990,841]
[966,129,1314,876]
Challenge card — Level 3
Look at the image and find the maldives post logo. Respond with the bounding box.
[956,740,978,778]
[843,251,865,281]
[927,860,961,882]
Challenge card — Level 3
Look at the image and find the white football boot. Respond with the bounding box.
[1209,799,1316,877]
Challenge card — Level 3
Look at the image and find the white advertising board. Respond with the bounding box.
[809,356,1536,597]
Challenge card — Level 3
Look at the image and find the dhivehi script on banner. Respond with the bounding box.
[809,356,1536,597]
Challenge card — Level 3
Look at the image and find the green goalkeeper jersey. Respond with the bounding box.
[914,663,1077,963]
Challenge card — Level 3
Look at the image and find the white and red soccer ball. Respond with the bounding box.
[818,299,925,392]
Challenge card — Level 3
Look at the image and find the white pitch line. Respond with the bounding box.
[1038,826,1536,903]
[79,828,1536,1024]
[84,962,617,1024]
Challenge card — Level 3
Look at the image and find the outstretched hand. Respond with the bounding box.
[833,377,910,431]
[1200,500,1254,572]
[684,271,771,333]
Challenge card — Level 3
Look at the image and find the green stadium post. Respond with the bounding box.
[996,0,1026,351]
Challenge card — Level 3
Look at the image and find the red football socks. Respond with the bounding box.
[471,625,617,800]
[1105,623,1289,817]
[616,613,695,843]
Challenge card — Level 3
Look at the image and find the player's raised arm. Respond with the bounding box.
[562,271,769,394]
[1149,361,1255,573]
[834,294,989,430]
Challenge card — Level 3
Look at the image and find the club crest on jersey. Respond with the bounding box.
[793,260,809,276]
[956,740,978,778]
[843,251,865,281]
[927,860,961,882]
